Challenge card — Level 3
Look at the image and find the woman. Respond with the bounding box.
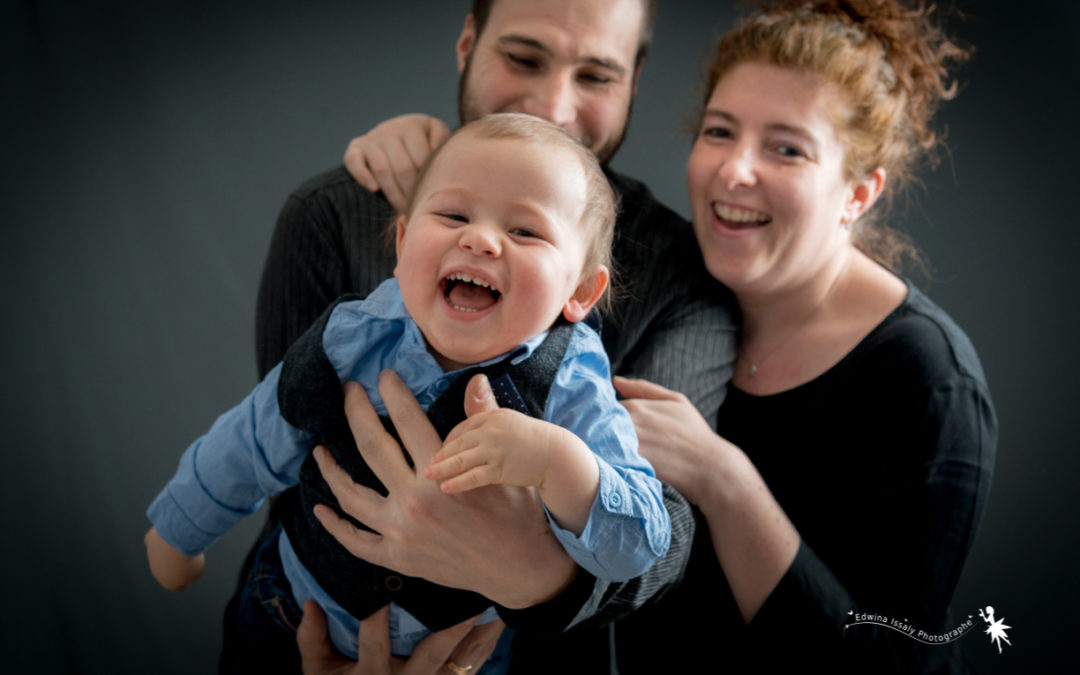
[612,0,995,671]
[302,1,994,671]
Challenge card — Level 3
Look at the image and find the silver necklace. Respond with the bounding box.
[743,263,849,378]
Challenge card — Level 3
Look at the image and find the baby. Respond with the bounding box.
[144,113,670,666]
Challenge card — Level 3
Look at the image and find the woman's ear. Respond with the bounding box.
[844,167,887,226]
[562,266,610,323]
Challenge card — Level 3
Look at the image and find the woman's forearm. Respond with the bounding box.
[697,438,800,623]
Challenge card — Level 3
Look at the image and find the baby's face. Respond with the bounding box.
[395,133,596,371]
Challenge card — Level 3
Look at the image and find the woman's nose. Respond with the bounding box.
[718,145,758,190]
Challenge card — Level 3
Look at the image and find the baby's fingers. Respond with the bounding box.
[438,465,498,494]
[430,432,480,465]
[425,445,482,481]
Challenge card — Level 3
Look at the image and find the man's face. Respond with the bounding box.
[455,0,643,164]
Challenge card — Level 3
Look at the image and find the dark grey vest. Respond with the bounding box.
[276,295,574,631]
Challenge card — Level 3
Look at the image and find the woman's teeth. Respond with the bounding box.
[713,203,770,226]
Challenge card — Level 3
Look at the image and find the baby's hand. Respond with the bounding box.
[144,526,205,591]
[425,409,564,494]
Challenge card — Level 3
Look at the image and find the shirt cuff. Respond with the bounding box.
[145,454,264,556]
[545,460,667,581]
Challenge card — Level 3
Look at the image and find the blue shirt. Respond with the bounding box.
[147,278,669,657]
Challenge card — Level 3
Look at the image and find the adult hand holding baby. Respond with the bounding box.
[343,113,450,212]
[297,601,502,675]
[312,371,579,610]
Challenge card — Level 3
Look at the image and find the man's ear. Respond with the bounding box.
[631,58,645,97]
[844,167,886,226]
[456,14,476,75]
[393,215,408,278]
[562,266,610,323]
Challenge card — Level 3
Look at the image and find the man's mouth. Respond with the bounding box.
[713,203,771,230]
[441,272,501,312]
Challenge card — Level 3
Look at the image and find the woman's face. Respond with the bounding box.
[686,61,866,296]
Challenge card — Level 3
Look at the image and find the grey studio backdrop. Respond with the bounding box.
[3,1,1077,672]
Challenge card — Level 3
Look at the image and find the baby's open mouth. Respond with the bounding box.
[441,272,501,312]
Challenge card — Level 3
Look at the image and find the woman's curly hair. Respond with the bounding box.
[700,0,971,271]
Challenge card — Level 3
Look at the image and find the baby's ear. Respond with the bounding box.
[393,215,408,278]
[562,266,609,323]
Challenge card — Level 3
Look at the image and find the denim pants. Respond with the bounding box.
[220,527,306,674]
[222,526,514,674]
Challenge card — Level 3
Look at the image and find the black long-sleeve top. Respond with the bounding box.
[611,283,997,673]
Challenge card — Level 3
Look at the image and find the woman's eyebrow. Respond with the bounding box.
[764,123,819,153]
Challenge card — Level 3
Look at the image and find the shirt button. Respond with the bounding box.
[607,492,622,508]
[432,380,449,395]
[651,528,666,552]
[384,575,403,592]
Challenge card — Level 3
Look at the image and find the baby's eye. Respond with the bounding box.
[774,144,805,159]
[510,227,537,238]
[702,126,733,140]
[439,212,469,223]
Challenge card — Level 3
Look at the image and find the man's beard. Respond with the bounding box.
[456,52,631,166]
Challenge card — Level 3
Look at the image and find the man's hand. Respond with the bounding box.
[297,601,503,675]
[312,372,578,609]
[343,114,450,211]
[144,526,205,591]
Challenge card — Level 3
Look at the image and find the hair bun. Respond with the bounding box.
[768,0,971,149]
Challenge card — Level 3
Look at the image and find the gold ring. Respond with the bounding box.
[445,660,473,675]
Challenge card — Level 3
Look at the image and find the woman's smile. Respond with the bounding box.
[711,201,772,232]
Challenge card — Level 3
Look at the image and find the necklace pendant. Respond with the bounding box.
[748,363,758,377]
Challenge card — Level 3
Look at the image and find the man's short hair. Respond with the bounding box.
[468,0,657,71]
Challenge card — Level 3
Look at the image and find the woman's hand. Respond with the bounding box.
[615,375,800,622]
[613,376,726,506]
[313,371,578,609]
[297,601,503,675]
[343,113,450,211]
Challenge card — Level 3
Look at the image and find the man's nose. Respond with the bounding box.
[522,73,577,130]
